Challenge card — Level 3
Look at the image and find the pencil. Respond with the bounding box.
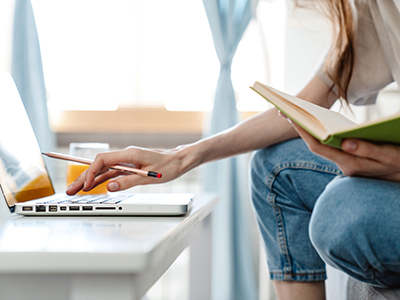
[42,152,162,178]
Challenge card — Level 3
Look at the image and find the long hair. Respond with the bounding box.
[294,0,355,102]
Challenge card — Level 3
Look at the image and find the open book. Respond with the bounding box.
[251,81,400,149]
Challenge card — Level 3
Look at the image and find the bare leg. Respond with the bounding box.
[273,281,325,300]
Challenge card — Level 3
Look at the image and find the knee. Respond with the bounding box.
[250,147,275,210]
[250,147,271,184]
[250,142,289,211]
[250,139,304,200]
[309,177,366,267]
[250,138,306,185]
[309,177,400,287]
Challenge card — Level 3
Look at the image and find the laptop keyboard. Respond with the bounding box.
[36,194,132,205]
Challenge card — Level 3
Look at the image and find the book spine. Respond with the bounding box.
[322,135,342,149]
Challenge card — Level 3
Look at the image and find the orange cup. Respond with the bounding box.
[66,143,110,195]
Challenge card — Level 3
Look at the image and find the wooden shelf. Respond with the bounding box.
[51,108,260,134]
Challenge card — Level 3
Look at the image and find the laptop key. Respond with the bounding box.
[102,198,127,204]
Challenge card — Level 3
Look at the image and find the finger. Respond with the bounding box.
[107,174,157,192]
[295,128,391,176]
[66,161,114,194]
[292,123,367,170]
[66,171,87,195]
[292,124,342,159]
[377,172,400,182]
[292,122,400,178]
[82,150,135,191]
[342,139,400,165]
[342,139,381,160]
[83,165,114,190]
[82,169,122,192]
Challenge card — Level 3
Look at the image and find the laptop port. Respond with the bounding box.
[82,206,93,211]
[22,206,33,211]
[69,206,80,211]
[95,207,116,210]
[60,206,67,211]
[49,205,57,212]
[36,205,46,212]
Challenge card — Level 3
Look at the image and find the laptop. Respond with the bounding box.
[0,71,193,216]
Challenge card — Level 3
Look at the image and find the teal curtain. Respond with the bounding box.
[11,0,55,173]
[202,0,259,299]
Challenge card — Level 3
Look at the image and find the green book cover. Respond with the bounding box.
[251,82,400,149]
[325,117,400,148]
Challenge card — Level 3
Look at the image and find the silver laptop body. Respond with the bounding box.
[14,193,193,216]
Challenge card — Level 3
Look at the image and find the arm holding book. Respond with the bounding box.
[65,72,400,193]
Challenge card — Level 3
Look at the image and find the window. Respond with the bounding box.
[32,0,275,113]
[32,0,215,111]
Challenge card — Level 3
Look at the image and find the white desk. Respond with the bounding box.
[0,193,217,300]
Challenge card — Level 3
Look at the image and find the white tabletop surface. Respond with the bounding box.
[0,193,217,274]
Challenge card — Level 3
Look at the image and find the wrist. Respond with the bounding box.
[172,138,214,175]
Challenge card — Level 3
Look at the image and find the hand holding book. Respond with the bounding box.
[251,81,400,149]
[251,81,400,182]
[293,121,400,182]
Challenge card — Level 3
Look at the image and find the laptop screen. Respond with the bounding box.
[0,72,54,210]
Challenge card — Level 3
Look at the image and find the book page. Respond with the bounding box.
[251,84,328,139]
[254,82,356,136]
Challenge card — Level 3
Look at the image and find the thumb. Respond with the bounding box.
[342,139,359,152]
[341,139,379,160]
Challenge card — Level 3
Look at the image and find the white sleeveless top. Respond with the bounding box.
[317,0,400,105]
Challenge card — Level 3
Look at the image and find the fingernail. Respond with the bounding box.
[343,140,357,151]
[82,181,91,192]
[108,182,119,192]
[67,182,74,189]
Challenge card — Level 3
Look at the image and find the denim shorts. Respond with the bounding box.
[250,138,400,288]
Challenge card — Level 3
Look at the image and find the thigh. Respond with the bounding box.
[250,138,342,281]
[310,176,400,288]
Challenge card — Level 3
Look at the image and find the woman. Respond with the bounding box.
[67,0,400,299]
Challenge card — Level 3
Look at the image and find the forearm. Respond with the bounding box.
[175,76,338,174]
[186,108,296,165]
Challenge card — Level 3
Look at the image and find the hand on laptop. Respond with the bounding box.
[66,146,186,194]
